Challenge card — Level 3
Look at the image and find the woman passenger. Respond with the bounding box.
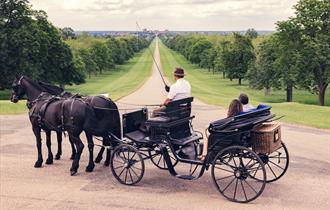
[199,99,243,160]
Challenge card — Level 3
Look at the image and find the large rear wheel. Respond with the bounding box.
[211,146,266,203]
[110,144,145,185]
[253,142,289,182]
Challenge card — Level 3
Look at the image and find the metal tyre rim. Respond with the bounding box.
[110,144,145,185]
[211,145,266,203]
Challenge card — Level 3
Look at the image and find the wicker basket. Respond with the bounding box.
[251,123,282,154]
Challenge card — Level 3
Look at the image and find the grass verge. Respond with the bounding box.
[159,41,330,129]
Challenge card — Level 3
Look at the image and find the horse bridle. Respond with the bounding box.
[12,76,25,101]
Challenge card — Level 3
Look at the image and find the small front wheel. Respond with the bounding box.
[110,144,145,185]
[211,146,266,203]
[148,146,178,170]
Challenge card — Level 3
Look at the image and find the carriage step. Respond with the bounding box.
[176,175,196,180]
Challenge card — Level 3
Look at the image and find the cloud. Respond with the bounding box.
[29,0,298,30]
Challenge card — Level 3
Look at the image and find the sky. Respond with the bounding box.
[29,0,299,31]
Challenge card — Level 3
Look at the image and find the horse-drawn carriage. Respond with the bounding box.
[107,97,289,203]
[11,76,289,203]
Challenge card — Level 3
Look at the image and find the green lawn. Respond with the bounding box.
[0,41,155,115]
[159,41,330,129]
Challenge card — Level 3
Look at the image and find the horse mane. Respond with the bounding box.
[38,81,64,95]
[23,77,44,92]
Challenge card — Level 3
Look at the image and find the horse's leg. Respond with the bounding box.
[45,131,54,165]
[32,126,43,168]
[104,149,111,167]
[103,136,111,166]
[95,147,104,163]
[85,133,95,172]
[55,131,62,160]
[69,136,77,160]
[69,133,84,176]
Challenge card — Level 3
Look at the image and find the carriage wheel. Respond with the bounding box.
[211,146,266,203]
[110,144,145,185]
[252,142,289,183]
[148,147,178,170]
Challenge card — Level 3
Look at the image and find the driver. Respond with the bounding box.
[152,67,191,117]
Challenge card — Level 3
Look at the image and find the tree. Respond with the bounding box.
[78,48,98,78]
[246,28,258,39]
[60,27,75,40]
[277,0,330,105]
[248,36,281,96]
[90,42,114,74]
[0,0,83,89]
[188,38,212,64]
[222,33,256,85]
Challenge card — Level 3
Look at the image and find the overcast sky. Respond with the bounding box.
[29,0,298,31]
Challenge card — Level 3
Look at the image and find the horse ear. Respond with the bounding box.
[15,73,22,79]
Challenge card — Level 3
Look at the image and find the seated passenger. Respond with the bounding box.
[199,99,243,160]
[152,67,191,117]
[239,93,254,112]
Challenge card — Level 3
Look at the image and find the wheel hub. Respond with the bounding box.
[259,154,269,164]
[234,168,248,180]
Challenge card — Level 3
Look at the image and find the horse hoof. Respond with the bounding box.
[94,157,102,163]
[46,158,53,165]
[85,165,95,172]
[55,154,61,160]
[70,169,78,176]
[34,161,42,168]
[104,161,110,167]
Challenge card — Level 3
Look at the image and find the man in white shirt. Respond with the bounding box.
[152,67,191,117]
[163,67,191,104]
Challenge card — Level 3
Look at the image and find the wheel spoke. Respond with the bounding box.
[118,167,126,177]
[214,166,234,173]
[268,160,285,170]
[113,165,124,170]
[240,180,248,201]
[131,165,142,171]
[156,155,162,166]
[234,178,238,200]
[130,167,139,177]
[124,168,129,183]
[129,152,137,162]
[216,174,235,181]
[128,168,134,183]
[113,159,125,164]
[243,179,258,194]
[221,177,236,192]
[267,163,278,178]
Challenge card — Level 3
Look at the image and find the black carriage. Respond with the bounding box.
[109,97,289,203]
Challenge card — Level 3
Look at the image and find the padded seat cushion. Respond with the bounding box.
[147,116,172,123]
[125,130,150,143]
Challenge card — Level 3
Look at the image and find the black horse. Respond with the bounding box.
[10,75,120,175]
[37,81,120,166]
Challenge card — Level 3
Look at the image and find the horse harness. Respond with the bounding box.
[28,93,84,133]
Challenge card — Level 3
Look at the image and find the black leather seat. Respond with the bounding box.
[125,130,150,143]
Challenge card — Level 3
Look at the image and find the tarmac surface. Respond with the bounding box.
[1,40,330,210]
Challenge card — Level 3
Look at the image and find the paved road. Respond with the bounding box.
[1,40,329,210]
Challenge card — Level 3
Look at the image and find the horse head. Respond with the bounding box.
[11,75,25,103]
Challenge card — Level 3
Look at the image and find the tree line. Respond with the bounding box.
[0,0,152,89]
[161,0,329,106]
[66,33,151,79]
